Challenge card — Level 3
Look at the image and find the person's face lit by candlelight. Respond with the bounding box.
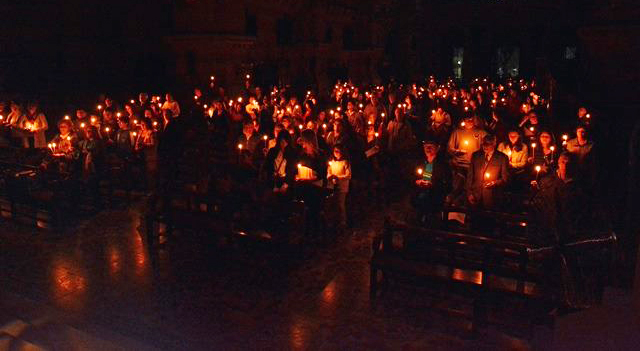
[423,142,438,160]
[576,127,587,142]
[578,107,587,118]
[508,131,520,145]
[539,132,552,148]
[59,122,70,135]
[76,109,87,120]
[482,136,497,154]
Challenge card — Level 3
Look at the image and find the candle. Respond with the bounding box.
[64,115,70,120]
[550,145,555,159]
[298,124,303,130]
[417,168,423,176]
[586,113,590,119]
[210,76,215,80]
[237,97,243,103]
[105,127,110,132]
[130,99,135,104]
[246,74,251,79]
[97,105,103,111]
[461,121,466,127]
[535,165,541,180]
[529,126,535,132]
[91,117,97,124]
[80,122,86,129]
[116,112,122,117]
[374,132,379,138]
[531,142,536,158]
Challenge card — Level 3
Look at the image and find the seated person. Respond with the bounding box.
[412,138,452,224]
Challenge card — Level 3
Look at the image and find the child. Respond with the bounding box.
[327,144,351,229]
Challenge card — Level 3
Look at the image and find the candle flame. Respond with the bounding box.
[535,165,541,172]
[238,144,243,150]
[485,172,490,179]
[417,168,423,175]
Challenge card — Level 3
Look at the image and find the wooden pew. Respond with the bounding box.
[370,218,616,334]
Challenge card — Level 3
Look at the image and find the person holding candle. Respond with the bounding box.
[18,102,48,148]
[237,120,261,167]
[411,138,452,225]
[50,119,77,156]
[531,130,558,175]
[161,93,181,118]
[447,115,487,204]
[295,130,327,237]
[327,144,352,230]
[466,134,509,210]
[498,130,529,191]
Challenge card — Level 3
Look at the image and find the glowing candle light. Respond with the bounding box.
[535,165,541,180]
[132,131,137,137]
[246,74,251,79]
[531,142,536,158]
[116,112,122,117]
[322,123,327,130]
[91,117,96,123]
[210,75,215,80]
[374,132,379,138]
[381,113,385,117]
[238,143,243,150]
[417,168,423,176]
[97,105,103,110]
[529,126,535,132]
[237,97,243,103]
[66,136,71,141]
[80,122,85,128]
[130,99,135,104]
[461,121,466,127]
[64,115,70,120]
[586,113,591,119]
[485,172,491,180]
[298,124,303,130]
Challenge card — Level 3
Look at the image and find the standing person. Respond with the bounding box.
[497,130,528,190]
[412,138,452,225]
[327,144,352,231]
[447,115,487,204]
[466,134,509,210]
[162,93,181,118]
[566,124,596,191]
[18,102,48,148]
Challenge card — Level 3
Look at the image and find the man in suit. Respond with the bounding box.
[466,134,509,210]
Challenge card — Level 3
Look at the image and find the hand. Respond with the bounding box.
[467,194,476,205]
[484,180,496,188]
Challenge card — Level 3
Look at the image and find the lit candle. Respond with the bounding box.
[80,122,86,129]
[210,75,215,80]
[417,168,423,176]
[263,134,268,148]
[531,142,536,158]
[298,124,303,130]
[97,105,103,111]
[64,115,70,120]
[461,121,466,127]
[529,126,535,132]
[91,117,97,124]
[237,97,243,103]
[535,165,541,181]
[246,74,251,79]
[550,145,555,159]
[130,99,135,104]
[105,127,110,132]
[484,172,491,184]
[586,113,590,119]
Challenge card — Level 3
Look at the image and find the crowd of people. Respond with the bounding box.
[0,75,600,242]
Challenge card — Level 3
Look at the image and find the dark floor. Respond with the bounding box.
[0,196,538,350]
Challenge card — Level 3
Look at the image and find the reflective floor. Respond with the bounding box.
[0,199,534,350]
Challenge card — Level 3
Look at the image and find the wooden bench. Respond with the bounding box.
[370,218,616,334]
